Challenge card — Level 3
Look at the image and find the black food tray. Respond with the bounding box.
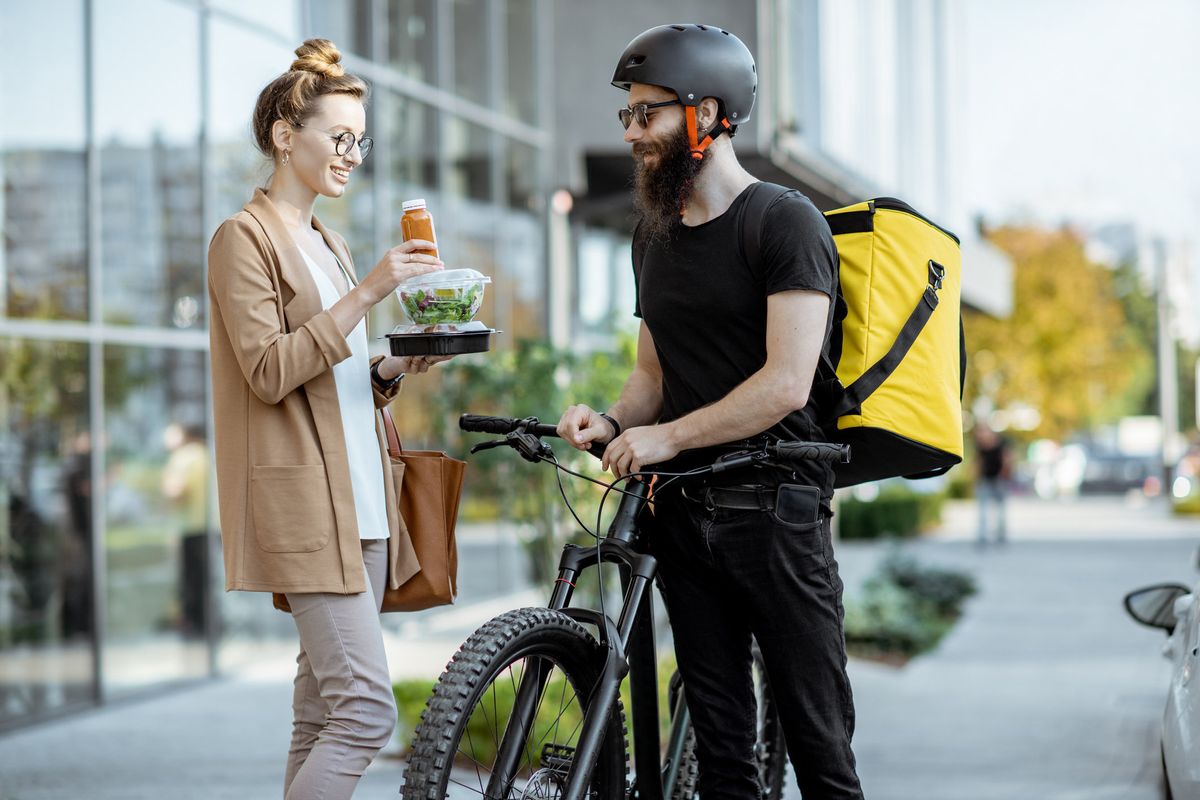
[386,329,496,356]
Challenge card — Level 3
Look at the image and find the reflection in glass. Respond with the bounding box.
[0,339,94,726]
[446,118,493,203]
[388,0,437,83]
[505,0,537,122]
[390,93,440,197]
[307,0,373,58]
[208,0,303,40]
[506,139,540,212]
[452,0,489,105]
[0,1,88,321]
[103,345,209,695]
[96,0,204,328]
[497,209,544,339]
[208,20,296,222]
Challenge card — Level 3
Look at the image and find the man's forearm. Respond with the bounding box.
[662,366,809,451]
[607,367,664,430]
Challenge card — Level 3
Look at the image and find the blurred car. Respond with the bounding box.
[1125,581,1200,798]
[1079,452,1159,495]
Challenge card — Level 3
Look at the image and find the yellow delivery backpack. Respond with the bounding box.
[739,184,965,487]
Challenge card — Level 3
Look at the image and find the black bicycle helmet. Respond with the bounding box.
[612,23,757,158]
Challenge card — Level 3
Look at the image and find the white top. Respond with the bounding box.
[297,246,389,541]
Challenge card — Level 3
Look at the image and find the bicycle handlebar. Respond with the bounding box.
[770,441,851,464]
[459,414,850,469]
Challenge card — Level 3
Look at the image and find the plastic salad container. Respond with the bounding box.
[395,268,491,326]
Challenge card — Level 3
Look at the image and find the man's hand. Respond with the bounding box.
[556,405,616,451]
[602,425,680,479]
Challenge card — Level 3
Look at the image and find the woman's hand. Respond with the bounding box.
[376,354,454,379]
[359,240,443,305]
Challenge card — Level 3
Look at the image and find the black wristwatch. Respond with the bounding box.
[371,361,404,391]
[599,412,622,439]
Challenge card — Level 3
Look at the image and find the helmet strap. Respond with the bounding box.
[685,105,733,160]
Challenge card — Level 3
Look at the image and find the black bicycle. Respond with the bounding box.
[400,413,850,800]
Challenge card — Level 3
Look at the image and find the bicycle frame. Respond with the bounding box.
[457,413,846,800]
[487,478,689,800]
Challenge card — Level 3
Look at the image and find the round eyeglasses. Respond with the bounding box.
[296,123,373,159]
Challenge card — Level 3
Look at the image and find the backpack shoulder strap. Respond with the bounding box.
[737,181,843,385]
[736,181,792,271]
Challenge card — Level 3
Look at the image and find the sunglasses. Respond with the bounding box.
[618,99,682,130]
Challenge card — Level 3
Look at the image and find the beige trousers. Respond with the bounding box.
[283,539,396,800]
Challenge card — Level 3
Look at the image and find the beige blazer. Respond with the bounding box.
[207,188,419,596]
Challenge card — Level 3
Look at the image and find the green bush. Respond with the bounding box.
[393,671,584,765]
[843,552,976,659]
[838,487,945,540]
[1172,496,1200,515]
[879,552,977,617]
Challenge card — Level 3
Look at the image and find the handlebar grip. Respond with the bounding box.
[772,442,851,464]
[459,414,520,434]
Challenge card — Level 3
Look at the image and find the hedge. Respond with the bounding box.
[838,487,945,540]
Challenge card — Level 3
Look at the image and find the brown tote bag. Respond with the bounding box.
[270,408,465,614]
[378,407,466,612]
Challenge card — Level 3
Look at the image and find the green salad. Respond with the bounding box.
[399,284,483,325]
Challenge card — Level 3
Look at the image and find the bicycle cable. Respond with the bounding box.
[535,451,710,655]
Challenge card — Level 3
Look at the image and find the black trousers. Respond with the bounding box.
[650,486,865,800]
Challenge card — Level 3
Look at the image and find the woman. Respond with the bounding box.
[207,39,444,799]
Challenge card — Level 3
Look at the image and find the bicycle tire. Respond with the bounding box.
[755,672,788,800]
[667,672,699,800]
[668,651,788,799]
[402,607,628,800]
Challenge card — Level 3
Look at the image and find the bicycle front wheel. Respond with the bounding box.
[402,607,628,800]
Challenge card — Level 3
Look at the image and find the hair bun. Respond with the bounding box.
[290,38,345,79]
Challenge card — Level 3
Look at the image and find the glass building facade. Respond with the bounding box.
[0,0,552,730]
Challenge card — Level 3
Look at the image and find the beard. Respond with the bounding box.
[632,122,707,242]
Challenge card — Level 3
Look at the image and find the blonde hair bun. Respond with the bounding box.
[290,38,345,79]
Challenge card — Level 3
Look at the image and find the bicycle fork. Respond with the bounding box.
[489,484,659,800]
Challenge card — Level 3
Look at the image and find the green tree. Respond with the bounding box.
[965,227,1152,442]
[429,335,637,580]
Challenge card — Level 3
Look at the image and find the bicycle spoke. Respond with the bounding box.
[532,684,580,752]
[448,773,492,797]
[551,674,569,745]
[475,677,498,754]
[461,725,487,794]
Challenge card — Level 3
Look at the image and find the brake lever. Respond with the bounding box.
[469,439,509,455]
[510,430,554,464]
[711,450,769,474]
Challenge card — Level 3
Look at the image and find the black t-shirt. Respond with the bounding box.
[632,183,839,498]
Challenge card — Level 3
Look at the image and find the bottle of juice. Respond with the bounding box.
[401,199,439,258]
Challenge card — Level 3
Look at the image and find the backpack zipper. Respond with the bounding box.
[871,198,960,245]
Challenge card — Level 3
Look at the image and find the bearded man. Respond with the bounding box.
[556,24,866,800]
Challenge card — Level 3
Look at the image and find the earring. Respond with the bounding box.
[281,151,290,166]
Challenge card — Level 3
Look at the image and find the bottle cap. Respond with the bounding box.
[402,199,427,212]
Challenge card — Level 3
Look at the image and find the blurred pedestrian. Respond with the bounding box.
[161,422,210,639]
[974,422,1013,545]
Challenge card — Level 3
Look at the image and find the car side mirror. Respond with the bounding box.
[1124,583,1191,633]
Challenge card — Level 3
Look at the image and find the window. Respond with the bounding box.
[0,1,88,321]
[95,0,204,329]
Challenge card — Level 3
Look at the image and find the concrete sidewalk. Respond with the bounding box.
[1,496,1196,799]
